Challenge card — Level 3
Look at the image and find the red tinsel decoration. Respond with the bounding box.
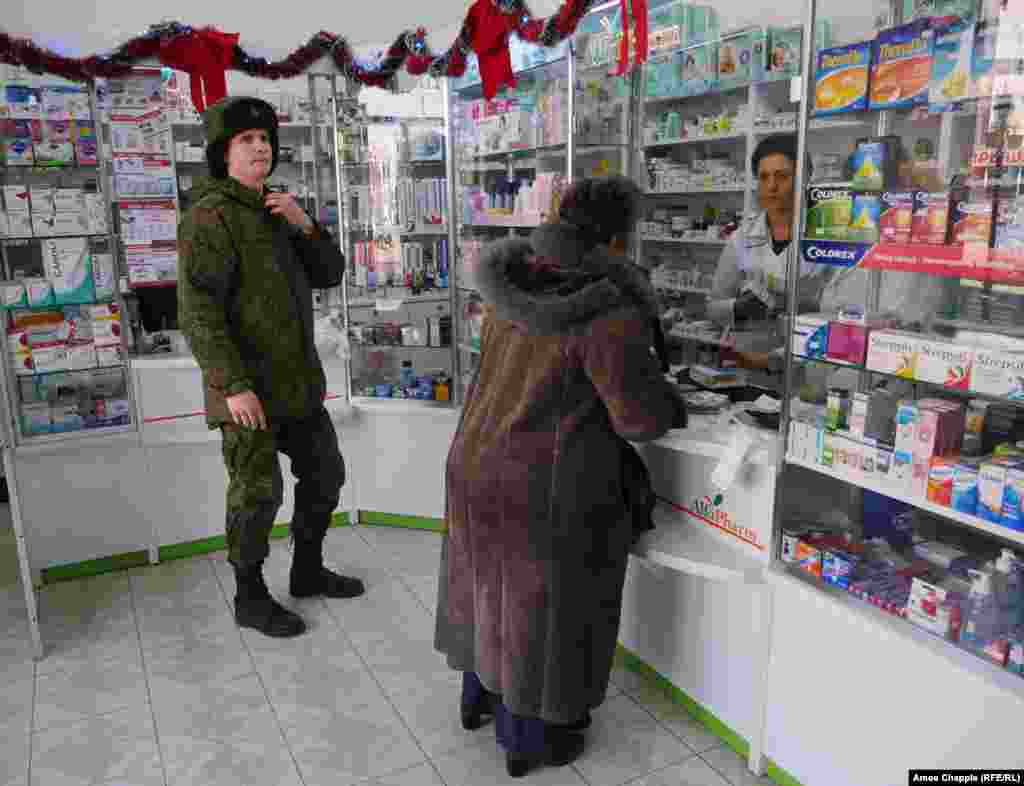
[0,0,598,94]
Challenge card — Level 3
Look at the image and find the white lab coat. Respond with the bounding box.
[707,211,827,327]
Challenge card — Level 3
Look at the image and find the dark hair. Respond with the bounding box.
[557,176,643,251]
[206,140,229,179]
[751,134,799,175]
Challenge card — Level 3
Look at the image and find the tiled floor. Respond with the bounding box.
[0,524,774,786]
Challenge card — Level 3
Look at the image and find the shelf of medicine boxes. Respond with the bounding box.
[785,358,1024,552]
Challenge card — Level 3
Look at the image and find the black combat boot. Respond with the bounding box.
[234,562,307,637]
[289,532,366,599]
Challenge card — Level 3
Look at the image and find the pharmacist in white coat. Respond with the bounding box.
[708,134,828,332]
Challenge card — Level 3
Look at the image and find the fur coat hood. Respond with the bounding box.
[475,222,661,335]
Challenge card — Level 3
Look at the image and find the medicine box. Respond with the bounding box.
[915,337,973,390]
[866,330,919,379]
[972,344,1024,401]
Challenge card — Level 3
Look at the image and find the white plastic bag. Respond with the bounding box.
[314,310,350,361]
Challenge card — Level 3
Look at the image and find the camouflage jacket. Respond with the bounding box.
[178,176,345,426]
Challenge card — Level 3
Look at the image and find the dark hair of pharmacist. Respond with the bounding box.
[750,133,813,179]
[557,175,643,251]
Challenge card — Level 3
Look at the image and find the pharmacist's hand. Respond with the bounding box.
[733,291,769,323]
[226,391,268,431]
[265,192,314,233]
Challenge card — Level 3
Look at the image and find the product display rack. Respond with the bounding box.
[0,73,137,449]
[774,0,1024,683]
[327,78,456,406]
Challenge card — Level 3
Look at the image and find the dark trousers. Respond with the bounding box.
[219,405,345,568]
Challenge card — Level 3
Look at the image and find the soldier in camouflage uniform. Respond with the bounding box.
[178,96,365,638]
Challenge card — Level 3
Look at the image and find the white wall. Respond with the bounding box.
[767,570,1024,786]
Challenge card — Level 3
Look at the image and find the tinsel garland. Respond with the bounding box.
[0,0,598,87]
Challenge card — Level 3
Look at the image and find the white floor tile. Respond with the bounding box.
[431,740,590,786]
[149,673,279,744]
[34,634,142,678]
[3,526,756,786]
[387,671,492,757]
[30,705,164,786]
[266,661,401,729]
[573,696,696,786]
[284,712,427,785]
[161,729,302,786]
[629,686,724,754]
[0,716,31,786]
[351,762,446,786]
[135,596,236,643]
[630,757,733,786]
[0,678,33,731]
[142,630,253,687]
[700,746,776,786]
[32,646,148,731]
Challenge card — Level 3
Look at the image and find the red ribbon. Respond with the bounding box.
[612,0,648,76]
[159,27,240,113]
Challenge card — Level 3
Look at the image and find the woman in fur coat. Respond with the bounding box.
[434,176,688,776]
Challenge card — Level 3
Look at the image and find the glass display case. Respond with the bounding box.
[447,44,572,402]
[0,71,135,445]
[332,81,455,404]
[776,0,1024,678]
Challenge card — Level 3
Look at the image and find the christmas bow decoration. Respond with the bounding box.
[612,0,648,76]
[159,26,240,112]
[467,0,519,99]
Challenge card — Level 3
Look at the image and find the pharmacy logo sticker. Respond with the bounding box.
[686,493,764,550]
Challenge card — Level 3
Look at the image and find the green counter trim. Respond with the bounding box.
[358,511,445,532]
[615,645,804,786]
[41,513,351,583]
[40,550,149,584]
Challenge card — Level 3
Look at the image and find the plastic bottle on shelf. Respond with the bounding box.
[962,565,1002,649]
[400,360,416,390]
[995,549,1024,627]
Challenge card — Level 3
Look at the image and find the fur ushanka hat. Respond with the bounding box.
[203,96,279,178]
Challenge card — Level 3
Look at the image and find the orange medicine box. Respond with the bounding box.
[870,19,934,110]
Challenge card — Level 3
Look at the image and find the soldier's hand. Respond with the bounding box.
[227,391,268,431]
[265,192,314,233]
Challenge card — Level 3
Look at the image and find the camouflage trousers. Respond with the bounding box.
[219,405,345,568]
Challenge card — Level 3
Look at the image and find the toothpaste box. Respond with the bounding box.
[879,191,916,243]
[892,402,919,492]
[914,337,973,390]
[805,184,853,240]
[870,19,934,111]
[979,458,1021,523]
[814,41,871,116]
[866,330,919,379]
[972,344,1024,401]
[1001,465,1024,531]
[792,314,830,358]
[849,392,869,439]
[952,462,980,514]
[911,191,951,245]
